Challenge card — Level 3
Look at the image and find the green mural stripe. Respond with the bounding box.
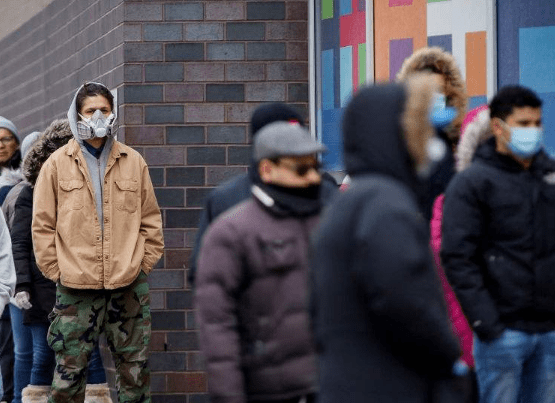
[322,0,334,19]
[358,43,366,85]
[428,0,449,3]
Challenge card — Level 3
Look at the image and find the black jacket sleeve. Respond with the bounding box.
[353,202,461,375]
[441,174,505,341]
[11,186,33,288]
[188,197,214,287]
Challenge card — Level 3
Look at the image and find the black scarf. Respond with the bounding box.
[251,167,322,217]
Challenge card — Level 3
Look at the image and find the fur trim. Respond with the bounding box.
[455,108,492,172]
[84,383,114,403]
[0,168,24,189]
[402,73,437,168]
[22,385,50,403]
[23,119,73,186]
[396,47,468,142]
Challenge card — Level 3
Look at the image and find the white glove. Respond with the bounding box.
[14,291,32,310]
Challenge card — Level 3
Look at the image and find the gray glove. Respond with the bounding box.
[14,291,32,310]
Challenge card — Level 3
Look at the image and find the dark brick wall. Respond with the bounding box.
[0,0,309,400]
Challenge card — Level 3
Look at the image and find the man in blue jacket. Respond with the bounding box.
[442,86,555,403]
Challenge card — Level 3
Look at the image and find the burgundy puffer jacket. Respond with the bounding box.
[195,194,318,403]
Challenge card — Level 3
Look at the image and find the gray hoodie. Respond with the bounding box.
[0,209,15,313]
[67,83,117,231]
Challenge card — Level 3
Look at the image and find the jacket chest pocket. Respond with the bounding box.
[59,180,84,210]
[115,180,138,213]
[258,236,300,273]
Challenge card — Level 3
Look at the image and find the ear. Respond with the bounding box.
[258,159,273,184]
[490,117,504,138]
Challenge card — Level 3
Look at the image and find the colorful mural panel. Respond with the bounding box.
[498,0,555,156]
[314,0,493,170]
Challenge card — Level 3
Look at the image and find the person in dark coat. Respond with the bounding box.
[188,103,336,287]
[195,122,326,403]
[0,116,23,403]
[311,75,467,403]
[4,119,111,403]
[441,86,555,403]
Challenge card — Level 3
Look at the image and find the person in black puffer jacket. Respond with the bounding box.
[442,86,555,403]
[4,119,112,403]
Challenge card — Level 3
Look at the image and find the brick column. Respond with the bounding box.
[120,1,309,400]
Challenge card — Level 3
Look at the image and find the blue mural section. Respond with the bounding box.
[497,0,555,156]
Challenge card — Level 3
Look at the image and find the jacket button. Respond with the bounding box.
[97,255,102,260]
[97,236,100,241]
[104,218,108,223]
[104,255,108,260]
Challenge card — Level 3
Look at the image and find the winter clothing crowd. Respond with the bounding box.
[192,47,555,403]
[0,45,554,403]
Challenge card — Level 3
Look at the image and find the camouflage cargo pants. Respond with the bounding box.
[47,272,151,403]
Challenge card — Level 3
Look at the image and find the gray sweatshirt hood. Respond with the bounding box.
[67,82,117,144]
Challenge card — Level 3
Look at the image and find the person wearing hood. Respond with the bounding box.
[4,120,111,403]
[311,76,469,403]
[0,202,15,403]
[188,103,337,287]
[195,122,326,403]
[396,46,468,220]
[442,86,555,403]
[0,129,40,403]
[31,83,164,403]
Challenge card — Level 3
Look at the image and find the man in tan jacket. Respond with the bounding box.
[32,82,164,403]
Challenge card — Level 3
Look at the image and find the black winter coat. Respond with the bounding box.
[311,81,464,403]
[12,184,55,325]
[442,138,555,341]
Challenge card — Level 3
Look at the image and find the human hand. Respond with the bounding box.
[14,291,32,310]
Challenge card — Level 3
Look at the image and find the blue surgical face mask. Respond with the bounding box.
[429,93,457,129]
[499,119,543,159]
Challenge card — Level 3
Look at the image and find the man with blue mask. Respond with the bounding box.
[442,85,555,403]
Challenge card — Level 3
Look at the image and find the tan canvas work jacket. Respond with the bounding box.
[32,138,164,289]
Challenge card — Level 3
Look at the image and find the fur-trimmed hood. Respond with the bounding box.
[343,74,436,188]
[23,119,73,187]
[396,47,468,143]
[455,106,492,172]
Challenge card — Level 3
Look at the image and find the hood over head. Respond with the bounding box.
[396,47,468,143]
[455,106,491,172]
[67,82,116,143]
[21,131,42,158]
[343,74,437,192]
[23,119,73,186]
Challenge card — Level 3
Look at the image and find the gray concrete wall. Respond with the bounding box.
[0,0,55,40]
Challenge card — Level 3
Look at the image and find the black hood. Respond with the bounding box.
[343,83,418,190]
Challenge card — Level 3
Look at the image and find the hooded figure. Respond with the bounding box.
[397,47,468,219]
[31,82,163,403]
[6,119,112,403]
[311,76,467,403]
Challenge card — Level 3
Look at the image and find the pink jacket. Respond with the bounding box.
[431,104,490,367]
[431,195,473,367]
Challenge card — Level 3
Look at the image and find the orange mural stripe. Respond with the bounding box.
[374,0,427,82]
[466,31,487,97]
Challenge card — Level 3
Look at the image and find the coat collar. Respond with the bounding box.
[65,138,127,160]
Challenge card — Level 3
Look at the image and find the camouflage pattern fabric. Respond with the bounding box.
[47,272,151,403]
